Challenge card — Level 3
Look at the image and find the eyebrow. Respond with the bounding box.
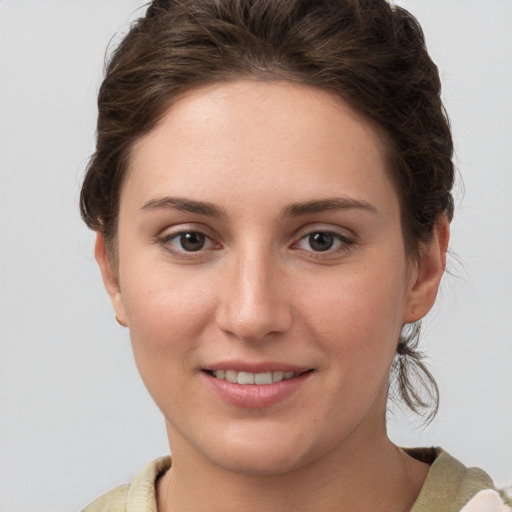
[282,197,377,217]
[141,195,377,218]
[142,197,227,217]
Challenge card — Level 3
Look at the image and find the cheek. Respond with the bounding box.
[122,274,216,416]
[119,260,216,367]
[299,258,410,361]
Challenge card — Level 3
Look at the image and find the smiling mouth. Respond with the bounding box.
[205,369,313,385]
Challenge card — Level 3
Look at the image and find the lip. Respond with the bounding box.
[202,362,313,408]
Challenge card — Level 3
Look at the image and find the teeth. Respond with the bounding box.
[255,372,272,385]
[211,369,301,385]
[225,370,237,383]
[272,371,284,382]
[237,372,254,385]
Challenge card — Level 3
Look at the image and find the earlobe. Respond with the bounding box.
[94,233,128,327]
[404,216,450,323]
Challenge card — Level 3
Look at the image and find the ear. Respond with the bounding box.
[95,232,128,327]
[403,215,450,323]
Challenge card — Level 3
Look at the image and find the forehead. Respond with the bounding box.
[125,80,397,213]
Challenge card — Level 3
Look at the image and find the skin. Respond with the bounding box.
[96,80,449,512]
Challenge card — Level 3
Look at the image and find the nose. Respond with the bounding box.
[215,250,293,342]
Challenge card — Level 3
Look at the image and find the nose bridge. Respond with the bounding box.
[216,244,292,341]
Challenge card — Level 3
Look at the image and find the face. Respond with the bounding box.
[97,80,446,476]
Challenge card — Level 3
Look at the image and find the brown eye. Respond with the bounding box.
[308,232,334,252]
[158,227,221,259]
[179,232,206,252]
[162,230,215,254]
[295,230,354,256]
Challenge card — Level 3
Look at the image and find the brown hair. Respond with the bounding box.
[80,0,454,419]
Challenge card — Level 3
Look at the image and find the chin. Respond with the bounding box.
[197,426,324,477]
[212,445,312,476]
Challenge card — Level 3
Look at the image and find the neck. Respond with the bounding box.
[157,431,429,512]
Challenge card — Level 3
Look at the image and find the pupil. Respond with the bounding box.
[181,232,205,251]
[309,232,334,252]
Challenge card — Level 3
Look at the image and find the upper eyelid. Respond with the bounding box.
[300,227,353,237]
[292,223,356,240]
[158,223,217,239]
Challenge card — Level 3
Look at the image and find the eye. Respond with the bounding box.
[295,230,353,254]
[159,229,218,255]
[174,232,208,252]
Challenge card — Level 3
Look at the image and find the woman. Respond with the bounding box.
[80,0,509,511]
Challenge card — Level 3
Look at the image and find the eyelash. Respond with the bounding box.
[157,227,355,260]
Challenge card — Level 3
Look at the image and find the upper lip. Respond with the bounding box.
[203,361,312,374]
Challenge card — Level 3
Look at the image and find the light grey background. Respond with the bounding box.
[0,1,511,511]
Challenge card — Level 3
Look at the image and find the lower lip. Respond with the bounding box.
[204,371,312,409]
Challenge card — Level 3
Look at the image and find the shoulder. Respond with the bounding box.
[408,447,509,512]
[82,456,172,512]
[82,484,129,512]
